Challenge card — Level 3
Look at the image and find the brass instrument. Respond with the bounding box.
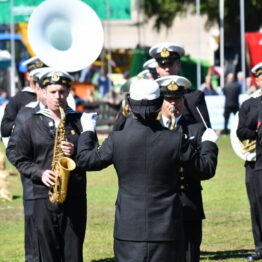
[121,97,130,117]
[49,107,76,204]
[230,112,256,161]
[28,0,104,72]
[241,139,256,154]
[157,107,177,130]
[169,106,177,130]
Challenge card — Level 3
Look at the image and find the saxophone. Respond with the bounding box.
[49,106,76,204]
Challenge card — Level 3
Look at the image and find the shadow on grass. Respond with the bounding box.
[201,249,254,260]
[12,195,21,200]
[91,250,254,261]
[91,259,115,262]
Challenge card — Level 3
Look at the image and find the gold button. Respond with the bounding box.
[180,176,184,180]
[180,185,185,190]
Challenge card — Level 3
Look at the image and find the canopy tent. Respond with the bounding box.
[0,0,131,24]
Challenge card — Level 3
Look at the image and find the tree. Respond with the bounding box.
[142,0,262,40]
[141,0,262,72]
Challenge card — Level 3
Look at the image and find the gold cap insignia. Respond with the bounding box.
[51,73,60,82]
[160,48,170,58]
[256,69,262,77]
[71,130,76,135]
[167,81,179,91]
[35,61,44,68]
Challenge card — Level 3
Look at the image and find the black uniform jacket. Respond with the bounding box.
[237,96,261,141]
[6,103,40,200]
[15,109,86,199]
[77,118,218,242]
[176,116,210,221]
[183,90,211,128]
[1,89,36,137]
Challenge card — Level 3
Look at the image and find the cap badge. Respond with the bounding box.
[35,61,44,68]
[71,130,76,135]
[51,73,60,82]
[160,48,170,58]
[256,69,262,77]
[167,81,179,91]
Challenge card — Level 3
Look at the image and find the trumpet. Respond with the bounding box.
[169,106,177,130]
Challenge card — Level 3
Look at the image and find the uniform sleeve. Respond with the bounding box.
[6,109,30,166]
[237,100,257,141]
[15,120,45,182]
[77,131,113,171]
[0,97,19,137]
[184,90,211,128]
[180,136,218,180]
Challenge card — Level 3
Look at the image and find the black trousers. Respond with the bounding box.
[183,220,202,262]
[247,162,262,251]
[114,239,184,262]
[224,106,238,132]
[34,197,87,262]
[23,200,40,262]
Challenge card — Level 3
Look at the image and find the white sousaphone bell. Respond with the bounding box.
[28,0,104,72]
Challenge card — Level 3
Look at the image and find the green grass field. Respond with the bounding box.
[0,136,254,261]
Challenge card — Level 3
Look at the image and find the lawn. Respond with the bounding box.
[0,135,254,261]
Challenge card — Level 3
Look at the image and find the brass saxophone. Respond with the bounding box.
[49,106,76,204]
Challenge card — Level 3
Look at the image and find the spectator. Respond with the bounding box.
[246,77,257,95]
[0,89,9,106]
[98,70,110,97]
[201,75,218,96]
[222,72,241,135]
[236,71,244,91]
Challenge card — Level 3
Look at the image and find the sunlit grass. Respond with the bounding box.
[0,136,254,261]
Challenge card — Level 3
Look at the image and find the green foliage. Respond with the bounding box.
[142,0,262,38]
[0,137,255,261]
[142,0,186,31]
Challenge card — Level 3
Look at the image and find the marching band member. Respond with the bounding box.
[6,67,48,262]
[237,62,262,262]
[77,79,218,262]
[149,42,211,127]
[1,57,46,138]
[113,42,211,132]
[157,75,216,262]
[15,69,87,262]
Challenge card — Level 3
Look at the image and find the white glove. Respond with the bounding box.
[201,128,219,143]
[81,112,98,132]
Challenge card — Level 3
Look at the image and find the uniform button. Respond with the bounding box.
[180,185,185,189]
[180,176,184,180]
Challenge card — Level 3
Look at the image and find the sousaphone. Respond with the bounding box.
[28,0,104,72]
[230,90,261,161]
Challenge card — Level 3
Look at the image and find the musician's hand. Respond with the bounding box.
[41,170,56,187]
[61,141,74,156]
[81,112,97,132]
[201,128,219,143]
